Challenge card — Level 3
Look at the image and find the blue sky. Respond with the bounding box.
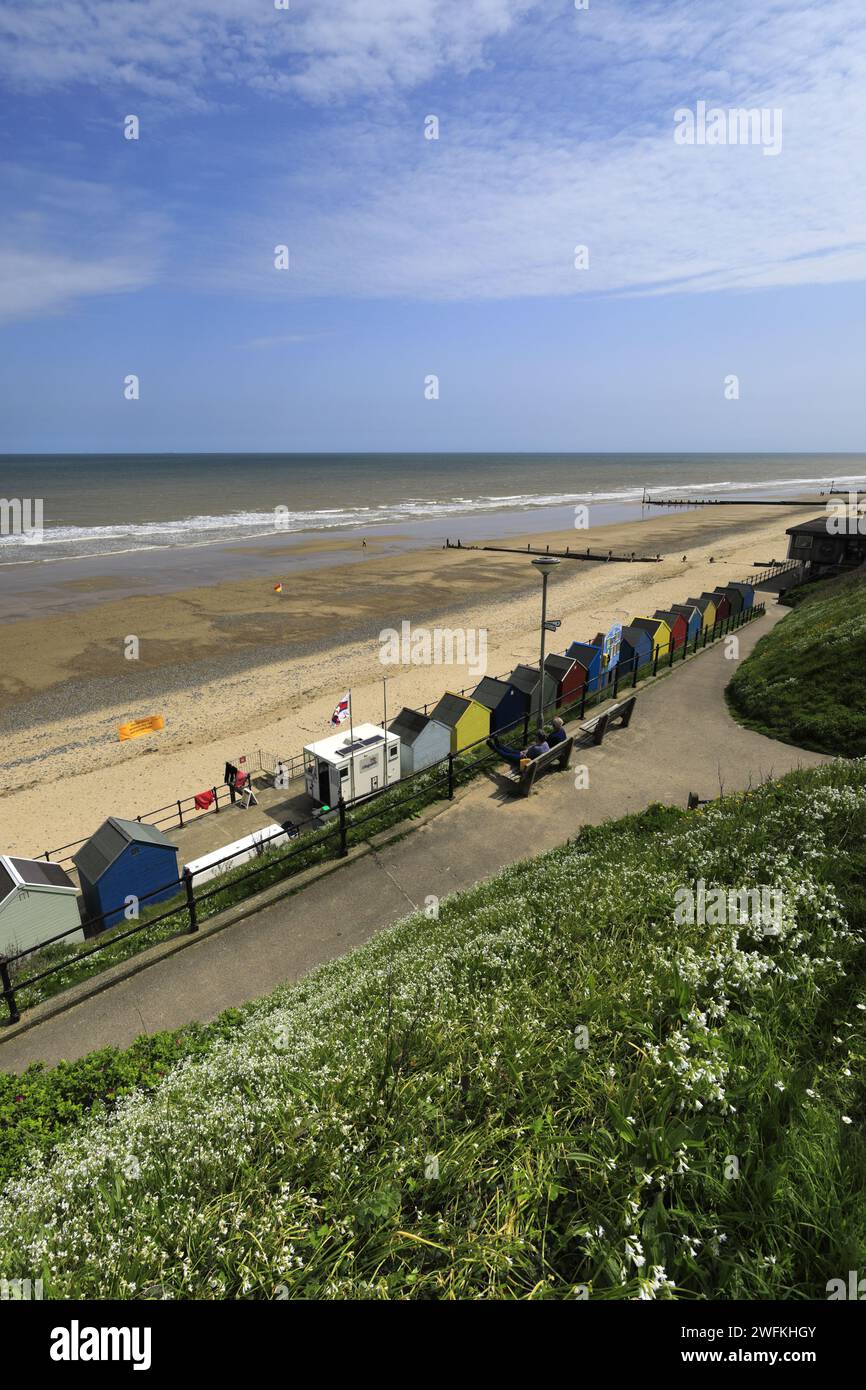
[1,0,865,453]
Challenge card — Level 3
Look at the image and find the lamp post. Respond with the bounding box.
[531,555,560,726]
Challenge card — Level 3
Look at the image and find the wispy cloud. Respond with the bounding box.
[0,0,537,105]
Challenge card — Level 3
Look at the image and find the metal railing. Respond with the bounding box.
[0,603,765,1027]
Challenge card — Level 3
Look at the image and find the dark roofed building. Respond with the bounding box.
[387,707,451,776]
[0,854,82,956]
[786,515,866,575]
[73,817,180,934]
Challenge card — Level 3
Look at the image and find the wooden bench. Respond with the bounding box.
[507,736,574,796]
[579,695,637,746]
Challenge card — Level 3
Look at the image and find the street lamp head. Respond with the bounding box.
[531,555,561,578]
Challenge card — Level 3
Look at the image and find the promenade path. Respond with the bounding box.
[0,606,831,1071]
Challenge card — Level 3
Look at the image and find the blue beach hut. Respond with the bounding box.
[618,624,653,681]
[668,604,702,644]
[471,676,526,737]
[73,817,180,933]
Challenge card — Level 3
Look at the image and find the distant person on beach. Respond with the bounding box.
[548,717,567,745]
[682,554,687,562]
[362,538,367,549]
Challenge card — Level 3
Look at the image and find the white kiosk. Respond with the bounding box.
[303,724,401,807]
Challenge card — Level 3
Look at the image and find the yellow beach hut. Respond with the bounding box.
[429,692,491,754]
[686,595,717,632]
[630,616,672,660]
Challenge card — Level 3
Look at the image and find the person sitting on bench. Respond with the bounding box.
[520,728,549,768]
[548,716,568,745]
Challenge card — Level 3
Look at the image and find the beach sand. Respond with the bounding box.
[0,502,809,857]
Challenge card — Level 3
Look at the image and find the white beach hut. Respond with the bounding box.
[0,856,83,958]
[304,723,401,806]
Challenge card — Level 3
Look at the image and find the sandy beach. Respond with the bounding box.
[0,501,809,858]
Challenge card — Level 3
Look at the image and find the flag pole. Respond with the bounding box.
[383,677,388,788]
[347,688,355,803]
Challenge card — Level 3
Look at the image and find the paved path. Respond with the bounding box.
[0,607,830,1071]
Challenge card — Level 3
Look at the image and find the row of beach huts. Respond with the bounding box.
[0,579,756,961]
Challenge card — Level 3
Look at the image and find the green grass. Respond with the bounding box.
[2,759,865,1300]
[727,569,866,756]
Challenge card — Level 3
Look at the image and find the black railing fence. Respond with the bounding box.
[0,603,766,1026]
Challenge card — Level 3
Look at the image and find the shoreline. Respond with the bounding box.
[0,501,810,857]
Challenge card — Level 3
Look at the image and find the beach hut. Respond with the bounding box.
[73,818,180,933]
[509,663,558,724]
[565,641,604,696]
[630,617,672,660]
[429,692,491,754]
[0,856,83,958]
[590,623,624,687]
[653,609,688,652]
[618,624,653,680]
[668,603,703,645]
[714,585,743,618]
[543,653,584,713]
[388,708,451,777]
[727,582,755,611]
[686,596,717,632]
[705,589,731,623]
[304,723,401,806]
[471,677,526,738]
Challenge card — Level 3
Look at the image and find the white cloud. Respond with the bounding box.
[0,247,155,321]
[0,0,537,104]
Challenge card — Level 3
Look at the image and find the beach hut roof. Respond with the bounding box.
[669,603,700,617]
[0,856,77,909]
[388,707,432,747]
[543,653,575,679]
[430,692,471,729]
[620,624,652,645]
[73,816,178,883]
[785,517,832,537]
[509,664,542,695]
[686,595,712,611]
[566,641,601,666]
[472,677,513,709]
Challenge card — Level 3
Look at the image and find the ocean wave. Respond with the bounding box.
[1,471,864,560]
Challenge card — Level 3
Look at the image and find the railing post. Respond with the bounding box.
[447,753,455,800]
[668,641,674,668]
[613,663,620,698]
[184,868,198,933]
[653,646,660,676]
[522,711,530,745]
[0,956,20,1025]
[212,786,219,812]
[632,658,638,689]
[579,685,587,718]
[177,799,184,828]
[338,796,348,856]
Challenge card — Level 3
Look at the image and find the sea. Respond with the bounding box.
[2,452,864,564]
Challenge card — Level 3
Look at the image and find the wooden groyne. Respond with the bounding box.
[444,540,662,563]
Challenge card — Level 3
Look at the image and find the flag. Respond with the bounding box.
[331,693,350,726]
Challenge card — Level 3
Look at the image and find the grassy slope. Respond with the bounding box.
[727,569,866,755]
[1,760,865,1300]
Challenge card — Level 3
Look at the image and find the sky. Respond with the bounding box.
[1,0,865,453]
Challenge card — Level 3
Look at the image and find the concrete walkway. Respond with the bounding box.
[0,606,831,1072]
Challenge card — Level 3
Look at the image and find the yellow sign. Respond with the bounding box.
[118,715,165,742]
